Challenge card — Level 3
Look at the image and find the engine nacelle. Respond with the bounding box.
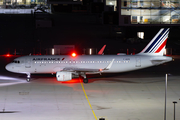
[56,72,72,81]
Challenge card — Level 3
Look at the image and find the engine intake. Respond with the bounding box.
[56,72,72,81]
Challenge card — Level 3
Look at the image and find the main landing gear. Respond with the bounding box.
[26,73,31,82]
[83,78,88,83]
[81,73,88,83]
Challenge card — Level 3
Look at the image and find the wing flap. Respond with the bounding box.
[63,67,100,72]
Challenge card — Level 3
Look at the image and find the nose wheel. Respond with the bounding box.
[26,73,31,82]
[26,78,30,82]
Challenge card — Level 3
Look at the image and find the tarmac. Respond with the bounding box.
[0,55,180,120]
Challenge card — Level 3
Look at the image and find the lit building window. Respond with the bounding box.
[89,48,92,55]
[52,48,54,55]
[106,0,117,11]
[137,32,144,39]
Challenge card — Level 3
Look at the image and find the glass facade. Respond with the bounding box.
[106,0,117,11]
[0,0,46,8]
[0,0,48,14]
[1,0,46,5]
[121,0,180,24]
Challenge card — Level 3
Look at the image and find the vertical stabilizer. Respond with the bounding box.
[138,28,170,56]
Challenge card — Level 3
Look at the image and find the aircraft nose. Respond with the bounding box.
[5,64,12,72]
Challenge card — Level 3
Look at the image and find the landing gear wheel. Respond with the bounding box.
[83,78,88,83]
[26,78,30,82]
[26,73,31,82]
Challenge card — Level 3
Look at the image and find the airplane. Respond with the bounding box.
[5,28,172,83]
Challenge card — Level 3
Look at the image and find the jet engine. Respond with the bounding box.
[56,71,72,81]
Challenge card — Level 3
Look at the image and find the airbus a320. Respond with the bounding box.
[5,28,172,83]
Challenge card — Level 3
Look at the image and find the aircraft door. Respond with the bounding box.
[136,58,141,67]
[25,59,31,68]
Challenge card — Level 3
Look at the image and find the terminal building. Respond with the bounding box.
[119,0,180,25]
[2,0,180,26]
[0,0,49,13]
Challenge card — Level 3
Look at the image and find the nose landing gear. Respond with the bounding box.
[26,73,31,82]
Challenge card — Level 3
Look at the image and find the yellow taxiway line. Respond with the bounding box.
[80,79,97,120]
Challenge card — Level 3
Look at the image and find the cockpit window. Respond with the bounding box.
[12,60,20,64]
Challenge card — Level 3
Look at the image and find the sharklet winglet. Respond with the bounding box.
[103,59,115,70]
[98,45,106,55]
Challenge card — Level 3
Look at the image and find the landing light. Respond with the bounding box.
[71,53,77,57]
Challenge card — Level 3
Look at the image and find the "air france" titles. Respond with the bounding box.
[33,58,65,61]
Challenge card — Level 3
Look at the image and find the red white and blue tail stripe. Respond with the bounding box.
[139,28,170,56]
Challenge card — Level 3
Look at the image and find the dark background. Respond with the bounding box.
[1,13,180,55]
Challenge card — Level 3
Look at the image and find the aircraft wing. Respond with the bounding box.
[63,67,100,72]
[61,59,115,72]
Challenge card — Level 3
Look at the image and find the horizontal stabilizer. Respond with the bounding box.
[150,56,172,65]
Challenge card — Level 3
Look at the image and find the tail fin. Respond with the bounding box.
[138,28,170,56]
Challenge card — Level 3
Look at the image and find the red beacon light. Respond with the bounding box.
[71,52,77,57]
[6,54,11,57]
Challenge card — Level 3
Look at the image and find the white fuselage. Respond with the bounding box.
[5,55,172,75]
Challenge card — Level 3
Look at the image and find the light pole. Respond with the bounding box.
[164,74,168,120]
[173,101,177,120]
[164,74,171,120]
